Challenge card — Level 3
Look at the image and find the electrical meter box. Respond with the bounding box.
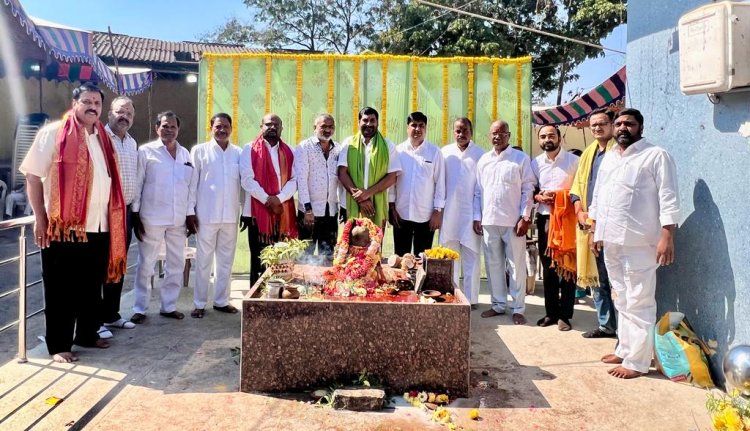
[679,1,750,95]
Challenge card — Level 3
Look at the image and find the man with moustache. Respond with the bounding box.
[188,113,241,318]
[98,96,138,338]
[473,120,535,325]
[294,113,340,258]
[240,114,297,286]
[388,112,445,256]
[532,125,580,331]
[588,108,680,379]
[20,83,127,362]
[130,111,196,324]
[570,108,617,339]
[440,118,485,308]
[338,107,401,229]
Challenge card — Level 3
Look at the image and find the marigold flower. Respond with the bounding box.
[469,408,480,420]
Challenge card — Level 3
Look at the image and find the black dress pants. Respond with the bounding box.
[41,232,109,354]
[393,219,434,257]
[296,207,338,259]
[247,218,281,287]
[536,214,575,321]
[101,206,133,323]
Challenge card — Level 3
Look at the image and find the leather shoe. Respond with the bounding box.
[130,313,147,324]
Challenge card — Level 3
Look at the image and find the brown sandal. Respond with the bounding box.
[160,311,185,320]
[213,304,239,314]
[191,308,205,319]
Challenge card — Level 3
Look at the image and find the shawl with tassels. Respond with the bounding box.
[569,138,614,287]
[249,135,298,243]
[546,189,577,282]
[47,111,127,283]
[346,131,390,227]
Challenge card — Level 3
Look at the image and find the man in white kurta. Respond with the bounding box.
[188,113,241,318]
[131,112,196,323]
[589,108,680,379]
[474,120,535,325]
[440,118,485,307]
[388,112,445,256]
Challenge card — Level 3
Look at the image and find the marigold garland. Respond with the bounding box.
[231,58,240,145]
[516,62,523,148]
[324,218,383,297]
[352,58,360,134]
[203,52,531,66]
[264,57,272,114]
[411,60,419,112]
[466,62,474,122]
[205,58,215,141]
[442,63,449,145]
[491,63,499,120]
[381,58,388,137]
[295,59,304,144]
[327,58,335,113]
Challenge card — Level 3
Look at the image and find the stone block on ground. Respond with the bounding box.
[331,388,385,411]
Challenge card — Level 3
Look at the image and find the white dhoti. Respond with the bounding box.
[194,222,238,309]
[133,222,187,314]
[604,243,659,373]
[482,225,527,314]
[442,240,480,304]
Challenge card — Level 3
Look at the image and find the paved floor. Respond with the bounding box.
[0,270,713,431]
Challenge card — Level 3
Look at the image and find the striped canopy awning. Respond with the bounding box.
[534,66,626,126]
[1,0,153,95]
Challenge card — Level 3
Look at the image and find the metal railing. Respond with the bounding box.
[0,215,40,363]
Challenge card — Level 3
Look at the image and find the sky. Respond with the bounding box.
[20,0,626,107]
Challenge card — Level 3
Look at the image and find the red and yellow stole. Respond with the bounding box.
[47,111,127,283]
[249,135,298,243]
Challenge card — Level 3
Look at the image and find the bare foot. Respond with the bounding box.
[601,353,623,364]
[608,366,644,379]
[52,352,78,363]
[94,339,110,349]
[512,313,527,325]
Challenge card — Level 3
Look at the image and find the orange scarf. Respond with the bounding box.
[249,135,298,243]
[47,111,127,283]
[546,190,577,282]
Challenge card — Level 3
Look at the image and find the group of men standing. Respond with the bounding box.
[22,83,679,380]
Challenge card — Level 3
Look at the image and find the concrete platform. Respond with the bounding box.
[0,272,712,431]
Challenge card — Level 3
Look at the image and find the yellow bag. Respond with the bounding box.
[654,312,715,388]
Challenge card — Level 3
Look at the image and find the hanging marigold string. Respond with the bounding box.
[352,58,360,134]
[442,63,449,145]
[264,57,272,114]
[491,62,499,120]
[466,63,474,122]
[516,62,523,148]
[232,58,240,145]
[410,60,419,112]
[205,58,215,140]
[295,59,304,144]
[381,58,388,137]
[327,58,335,114]
[203,52,530,66]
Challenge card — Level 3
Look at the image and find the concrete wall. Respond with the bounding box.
[0,76,199,188]
[629,0,748,386]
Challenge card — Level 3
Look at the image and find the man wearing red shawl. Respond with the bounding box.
[20,84,127,363]
[240,114,298,286]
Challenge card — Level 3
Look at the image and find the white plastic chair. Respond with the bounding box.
[151,239,197,288]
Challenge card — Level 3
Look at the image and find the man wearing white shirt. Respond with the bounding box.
[294,113,340,258]
[388,112,445,256]
[473,120,535,325]
[337,107,401,229]
[240,114,298,286]
[99,96,138,337]
[131,111,196,324]
[589,108,680,379]
[440,118,485,308]
[188,113,241,318]
[531,125,580,331]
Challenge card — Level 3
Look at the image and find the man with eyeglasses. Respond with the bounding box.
[570,108,617,340]
[473,120,535,325]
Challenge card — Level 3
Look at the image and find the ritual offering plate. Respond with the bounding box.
[421,290,441,298]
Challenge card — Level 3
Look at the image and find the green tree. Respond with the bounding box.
[372,0,627,102]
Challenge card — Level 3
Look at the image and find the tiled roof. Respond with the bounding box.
[92,32,262,64]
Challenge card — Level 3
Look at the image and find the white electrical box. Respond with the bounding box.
[679,1,750,95]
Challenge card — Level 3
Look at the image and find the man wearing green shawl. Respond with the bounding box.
[337,107,401,228]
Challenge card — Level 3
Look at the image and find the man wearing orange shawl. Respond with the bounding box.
[531,125,580,331]
[20,84,127,363]
[239,114,298,286]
